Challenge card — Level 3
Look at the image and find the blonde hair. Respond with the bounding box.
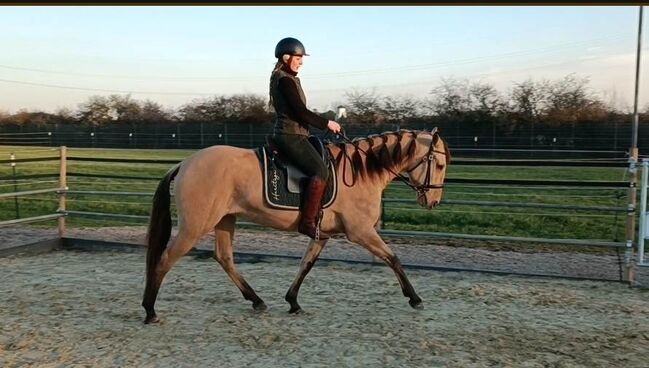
[268,55,291,110]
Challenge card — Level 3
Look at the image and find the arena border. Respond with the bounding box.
[0,236,628,284]
[0,238,62,258]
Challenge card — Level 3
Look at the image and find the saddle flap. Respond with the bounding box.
[285,168,305,193]
[307,136,327,161]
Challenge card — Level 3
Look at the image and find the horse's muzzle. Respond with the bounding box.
[417,195,439,209]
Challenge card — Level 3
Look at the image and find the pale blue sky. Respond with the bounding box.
[0,5,646,113]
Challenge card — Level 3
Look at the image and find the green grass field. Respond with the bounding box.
[0,145,630,247]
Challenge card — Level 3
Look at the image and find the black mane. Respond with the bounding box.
[327,129,421,182]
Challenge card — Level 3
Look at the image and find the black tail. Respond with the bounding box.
[146,164,181,281]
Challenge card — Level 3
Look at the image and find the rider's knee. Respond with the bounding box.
[316,165,329,182]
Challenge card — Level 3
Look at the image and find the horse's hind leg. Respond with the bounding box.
[347,228,423,310]
[213,215,267,311]
[285,238,328,314]
[144,229,201,323]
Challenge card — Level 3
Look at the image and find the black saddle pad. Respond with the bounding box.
[258,146,337,210]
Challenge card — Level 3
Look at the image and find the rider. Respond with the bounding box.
[269,37,342,240]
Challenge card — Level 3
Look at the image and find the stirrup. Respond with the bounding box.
[300,210,327,241]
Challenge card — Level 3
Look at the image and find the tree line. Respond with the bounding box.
[0,74,646,129]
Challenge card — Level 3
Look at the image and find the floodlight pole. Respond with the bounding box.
[626,5,643,284]
[632,6,643,152]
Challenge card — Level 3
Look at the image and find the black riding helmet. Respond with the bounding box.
[274,37,309,58]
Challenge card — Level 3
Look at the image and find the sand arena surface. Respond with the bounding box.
[1,249,649,367]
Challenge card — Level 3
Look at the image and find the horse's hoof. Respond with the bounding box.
[409,299,424,310]
[144,315,160,324]
[288,305,303,314]
[253,301,268,311]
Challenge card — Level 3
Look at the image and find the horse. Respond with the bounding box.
[142,128,450,324]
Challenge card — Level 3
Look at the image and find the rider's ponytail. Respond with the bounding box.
[268,55,291,110]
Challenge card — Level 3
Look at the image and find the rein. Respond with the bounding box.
[336,130,446,196]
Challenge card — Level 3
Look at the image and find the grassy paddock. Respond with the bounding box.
[0,145,630,252]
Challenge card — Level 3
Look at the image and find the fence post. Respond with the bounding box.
[624,156,637,284]
[58,146,67,238]
[10,153,19,219]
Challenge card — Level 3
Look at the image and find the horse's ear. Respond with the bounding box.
[430,127,439,135]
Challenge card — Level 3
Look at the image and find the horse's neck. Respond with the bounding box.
[393,133,419,171]
[327,131,419,190]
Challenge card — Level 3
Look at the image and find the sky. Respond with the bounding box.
[0,5,647,114]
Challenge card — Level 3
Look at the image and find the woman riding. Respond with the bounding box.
[269,37,342,240]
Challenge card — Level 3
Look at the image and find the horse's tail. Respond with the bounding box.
[146,164,181,279]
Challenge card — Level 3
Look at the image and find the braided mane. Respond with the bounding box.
[326,129,421,184]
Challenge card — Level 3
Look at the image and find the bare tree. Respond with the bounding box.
[469,82,503,116]
[180,96,227,122]
[138,100,171,123]
[77,94,171,125]
[382,94,421,127]
[508,78,551,121]
[343,88,383,124]
[107,94,141,122]
[226,94,271,123]
[55,107,76,122]
[425,77,473,116]
[77,96,113,126]
[0,110,10,123]
[545,74,607,123]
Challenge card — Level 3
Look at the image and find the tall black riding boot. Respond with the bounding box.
[298,177,329,240]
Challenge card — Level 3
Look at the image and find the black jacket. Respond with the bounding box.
[271,66,328,135]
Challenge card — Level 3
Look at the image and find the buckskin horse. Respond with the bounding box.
[143,128,450,324]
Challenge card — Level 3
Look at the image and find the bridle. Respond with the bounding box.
[404,132,447,196]
[339,130,447,196]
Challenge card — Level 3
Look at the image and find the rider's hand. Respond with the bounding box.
[327,120,341,134]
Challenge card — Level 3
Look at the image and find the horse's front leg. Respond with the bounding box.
[346,228,423,309]
[285,238,328,314]
[213,215,267,311]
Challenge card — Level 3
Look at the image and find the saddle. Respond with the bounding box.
[257,135,337,210]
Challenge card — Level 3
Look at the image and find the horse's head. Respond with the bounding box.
[406,127,450,209]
